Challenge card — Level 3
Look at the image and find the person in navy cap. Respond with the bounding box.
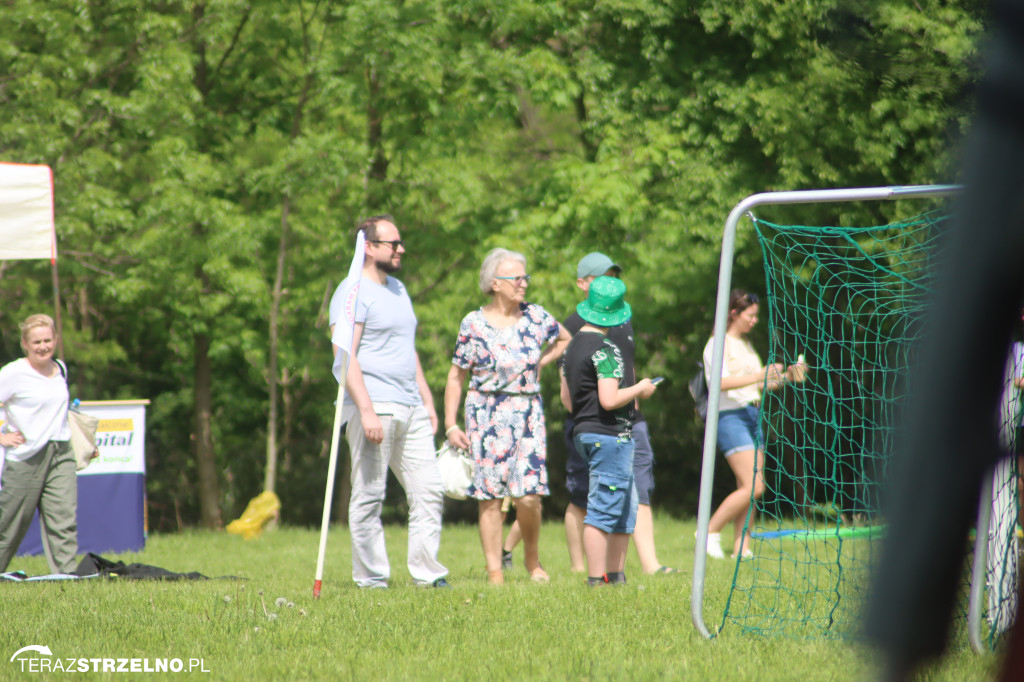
[561,253,677,575]
[560,276,659,584]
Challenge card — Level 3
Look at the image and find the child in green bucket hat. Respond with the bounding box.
[559,276,659,585]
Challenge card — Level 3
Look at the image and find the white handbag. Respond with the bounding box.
[68,406,100,471]
[55,363,100,471]
[435,441,474,500]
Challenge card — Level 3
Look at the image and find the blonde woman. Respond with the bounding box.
[0,314,77,574]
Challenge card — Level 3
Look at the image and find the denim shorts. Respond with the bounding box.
[717,405,762,458]
[573,432,638,534]
[630,421,655,506]
[564,419,590,509]
[566,420,656,508]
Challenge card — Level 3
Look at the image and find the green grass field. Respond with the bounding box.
[0,517,1001,681]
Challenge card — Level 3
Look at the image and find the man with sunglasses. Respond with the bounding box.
[328,215,449,589]
[560,252,678,575]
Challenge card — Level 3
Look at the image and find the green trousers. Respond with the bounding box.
[0,440,78,574]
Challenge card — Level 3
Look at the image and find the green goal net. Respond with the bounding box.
[718,209,1020,643]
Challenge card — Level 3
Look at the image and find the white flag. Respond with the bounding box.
[0,163,56,261]
[331,231,366,382]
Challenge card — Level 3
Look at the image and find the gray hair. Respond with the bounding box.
[479,248,527,295]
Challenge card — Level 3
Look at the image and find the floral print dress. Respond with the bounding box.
[452,302,560,499]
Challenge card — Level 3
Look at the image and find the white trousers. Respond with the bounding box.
[346,402,447,587]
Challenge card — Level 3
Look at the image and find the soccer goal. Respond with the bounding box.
[691,185,1020,646]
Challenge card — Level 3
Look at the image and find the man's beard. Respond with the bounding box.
[377,257,401,274]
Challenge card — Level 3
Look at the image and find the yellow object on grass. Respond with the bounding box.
[226,491,281,539]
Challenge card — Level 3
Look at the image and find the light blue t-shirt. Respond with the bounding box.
[329,275,421,407]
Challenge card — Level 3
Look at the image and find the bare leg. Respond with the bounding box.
[478,498,504,581]
[707,448,764,555]
[503,519,521,554]
[584,523,631,578]
[736,503,758,556]
[515,494,548,581]
[631,504,667,573]
[583,524,609,578]
[731,473,748,555]
[564,502,587,572]
[606,532,631,573]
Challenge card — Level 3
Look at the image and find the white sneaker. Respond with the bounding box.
[705,532,725,559]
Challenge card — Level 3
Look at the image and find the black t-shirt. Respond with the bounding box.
[563,310,643,422]
[563,330,633,438]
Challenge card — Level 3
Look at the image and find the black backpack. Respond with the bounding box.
[688,360,709,420]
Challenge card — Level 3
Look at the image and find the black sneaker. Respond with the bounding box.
[430,578,451,588]
[587,575,609,587]
[501,550,513,570]
[606,571,627,585]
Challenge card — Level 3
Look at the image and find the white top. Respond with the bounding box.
[703,335,763,411]
[0,358,71,462]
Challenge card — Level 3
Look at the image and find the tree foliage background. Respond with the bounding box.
[0,0,983,529]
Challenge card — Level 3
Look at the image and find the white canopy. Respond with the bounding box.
[0,162,56,261]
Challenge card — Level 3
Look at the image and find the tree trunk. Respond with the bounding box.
[366,66,388,207]
[194,329,222,528]
[189,3,220,529]
[265,45,315,498]
[265,196,290,496]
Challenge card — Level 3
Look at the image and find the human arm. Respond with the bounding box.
[445,316,480,449]
[0,430,25,448]
[414,353,438,435]
[560,371,572,413]
[719,364,786,391]
[763,360,810,390]
[539,323,571,368]
[444,364,470,450]
[0,368,27,448]
[332,322,384,445]
[597,376,656,411]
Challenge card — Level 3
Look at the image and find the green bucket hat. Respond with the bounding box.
[577,276,631,327]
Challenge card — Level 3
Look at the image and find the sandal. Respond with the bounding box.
[527,565,550,584]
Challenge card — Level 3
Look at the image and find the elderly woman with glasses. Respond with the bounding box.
[701,289,806,560]
[445,248,570,585]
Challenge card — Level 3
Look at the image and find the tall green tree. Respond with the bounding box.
[0,0,985,525]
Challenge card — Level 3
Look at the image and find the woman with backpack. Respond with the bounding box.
[701,290,805,559]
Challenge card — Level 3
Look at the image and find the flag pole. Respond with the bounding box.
[48,165,63,361]
[312,231,365,599]
[51,258,64,362]
[313,357,349,599]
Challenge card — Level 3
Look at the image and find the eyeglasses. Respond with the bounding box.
[495,275,531,286]
[370,239,404,251]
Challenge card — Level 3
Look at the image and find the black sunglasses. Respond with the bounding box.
[370,239,404,251]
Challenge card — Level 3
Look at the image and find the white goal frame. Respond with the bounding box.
[691,185,963,639]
